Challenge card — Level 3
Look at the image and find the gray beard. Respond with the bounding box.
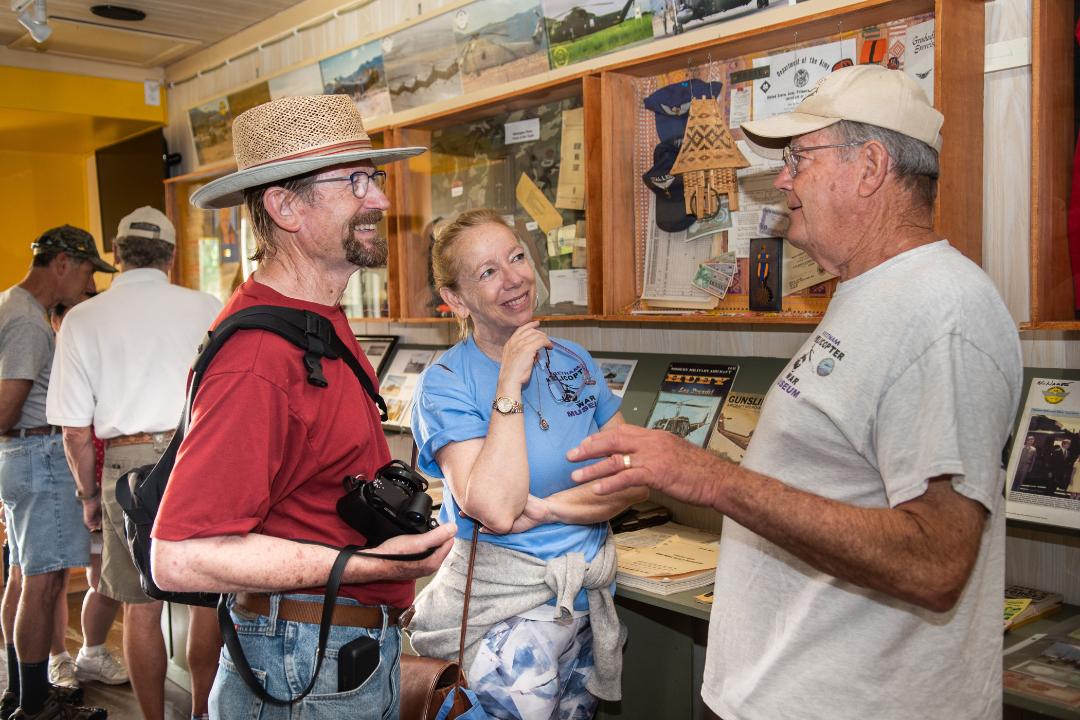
[343,211,387,267]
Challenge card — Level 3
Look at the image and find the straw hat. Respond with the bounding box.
[191,95,426,209]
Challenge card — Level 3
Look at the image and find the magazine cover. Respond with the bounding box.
[706,391,763,463]
[645,362,738,447]
[1005,378,1080,530]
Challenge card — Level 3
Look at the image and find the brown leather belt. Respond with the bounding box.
[1,425,58,439]
[234,593,403,629]
[106,431,172,448]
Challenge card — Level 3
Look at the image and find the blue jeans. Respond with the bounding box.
[0,433,89,575]
[209,593,401,720]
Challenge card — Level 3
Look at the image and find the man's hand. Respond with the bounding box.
[361,523,458,581]
[81,496,102,532]
[568,424,723,509]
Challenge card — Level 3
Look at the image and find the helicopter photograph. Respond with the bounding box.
[647,394,722,447]
[542,0,654,67]
[454,0,551,92]
[383,11,464,112]
[319,39,392,119]
[650,0,785,38]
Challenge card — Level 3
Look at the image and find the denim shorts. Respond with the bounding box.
[0,434,90,576]
[209,593,401,720]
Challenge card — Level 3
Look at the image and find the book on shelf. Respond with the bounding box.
[1004,584,1064,631]
[644,362,739,449]
[1003,612,1080,711]
[613,522,720,596]
[611,500,672,534]
[706,391,764,464]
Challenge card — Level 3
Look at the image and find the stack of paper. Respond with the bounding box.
[614,522,720,596]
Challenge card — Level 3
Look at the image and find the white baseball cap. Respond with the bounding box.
[117,206,175,245]
[740,65,943,160]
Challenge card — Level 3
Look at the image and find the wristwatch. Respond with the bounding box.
[492,396,524,415]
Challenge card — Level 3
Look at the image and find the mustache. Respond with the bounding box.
[352,210,384,226]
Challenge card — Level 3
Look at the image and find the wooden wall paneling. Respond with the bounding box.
[384,155,403,319]
[1006,525,1080,605]
[600,71,640,315]
[933,0,985,265]
[392,127,435,319]
[1029,0,1076,323]
[584,74,604,314]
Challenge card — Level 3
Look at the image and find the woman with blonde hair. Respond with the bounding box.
[408,209,645,719]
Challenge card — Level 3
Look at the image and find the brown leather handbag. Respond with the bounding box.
[400,441,481,720]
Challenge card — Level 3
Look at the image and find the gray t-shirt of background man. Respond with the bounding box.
[0,286,54,428]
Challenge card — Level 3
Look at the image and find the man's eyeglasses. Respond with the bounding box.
[311,170,387,199]
[541,341,597,404]
[782,142,864,178]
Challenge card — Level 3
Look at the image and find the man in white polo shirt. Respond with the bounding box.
[46,207,222,720]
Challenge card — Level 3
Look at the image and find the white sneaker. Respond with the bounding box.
[48,654,79,689]
[74,647,129,685]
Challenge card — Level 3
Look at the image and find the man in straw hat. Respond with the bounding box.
[568,65,1022,719]
[150,95,456,718]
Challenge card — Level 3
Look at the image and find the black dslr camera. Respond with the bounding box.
[337,460,439,547]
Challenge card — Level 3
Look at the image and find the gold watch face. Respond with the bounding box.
[495,397,518,414]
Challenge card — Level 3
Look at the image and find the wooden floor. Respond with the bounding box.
[0,589,194,720]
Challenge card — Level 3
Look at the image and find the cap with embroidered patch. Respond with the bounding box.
[117,206,176,245]
[31,225,117,274]
[740,64,943,160]
[642,141,694,233]
[644,79,724,145]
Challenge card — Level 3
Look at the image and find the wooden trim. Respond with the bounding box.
[933,0,984,265]
[1030,0,1076,323]
[584,74,604,315]
[392,127,435,320]
[601,71,639,315]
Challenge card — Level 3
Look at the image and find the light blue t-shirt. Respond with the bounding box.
[412,335,620,608]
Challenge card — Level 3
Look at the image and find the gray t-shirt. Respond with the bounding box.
[0,286,54,429]
[703,241,1022,720]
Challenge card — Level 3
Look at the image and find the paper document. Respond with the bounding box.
[782,244,834,295]
[751,39,856,120]
[555,108,586,210]
[641,197,722,306]
[516,173,563,234]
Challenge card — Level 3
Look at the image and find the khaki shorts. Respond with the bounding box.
[101,438,169,604]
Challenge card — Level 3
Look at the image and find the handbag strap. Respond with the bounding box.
[409,439,478,687]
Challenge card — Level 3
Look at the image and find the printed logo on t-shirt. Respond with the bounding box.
[776,329,845,398]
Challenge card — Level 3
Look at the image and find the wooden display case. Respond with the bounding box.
[1027,0,1077,328]
[165,0,988,327]
[390,77,603,322]
[598,0,984,323]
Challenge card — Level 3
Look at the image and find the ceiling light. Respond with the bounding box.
[12,0,52,44]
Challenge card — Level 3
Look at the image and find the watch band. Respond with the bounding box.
[492,396,523,415]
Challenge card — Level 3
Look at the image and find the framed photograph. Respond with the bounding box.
[355,334,399,377]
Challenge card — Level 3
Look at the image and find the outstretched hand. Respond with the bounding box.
[567,424,722,509]
[369,523,457,580]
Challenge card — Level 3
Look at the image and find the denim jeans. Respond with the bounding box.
[209,593,401,720]
[0,433,89,575]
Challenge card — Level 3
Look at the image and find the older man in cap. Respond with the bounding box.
[0,225,112,719]
[569,65,1022,719]
[150,95,456,718]
[47,207,222,720]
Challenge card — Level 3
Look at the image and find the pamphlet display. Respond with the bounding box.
[380,346,446,430]
[706,391,763,463]
[1003,613,1080,712]
[613,521,721,596]
[1005,378,1080,530]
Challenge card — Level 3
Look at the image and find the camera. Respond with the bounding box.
[337,459,439,547]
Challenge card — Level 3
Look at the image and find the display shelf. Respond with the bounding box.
[1003,604,1080,720]
[165,0,987,327]
[600,0,983,321]
[1028,0,1077,326]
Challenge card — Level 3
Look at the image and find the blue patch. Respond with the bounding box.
[816,357,835,376]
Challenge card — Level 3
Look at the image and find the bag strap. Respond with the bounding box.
[217,544,359,706]
[410,440,478,688]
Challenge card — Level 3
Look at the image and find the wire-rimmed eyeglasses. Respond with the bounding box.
[311,170,387,199]
[782,142,864,178]
[541,340,597,404]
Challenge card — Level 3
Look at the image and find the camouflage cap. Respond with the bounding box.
[31,225,117,273]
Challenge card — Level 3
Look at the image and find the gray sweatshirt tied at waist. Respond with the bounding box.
[406,532,626,701]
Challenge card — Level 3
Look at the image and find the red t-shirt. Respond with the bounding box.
[153,277,408,607]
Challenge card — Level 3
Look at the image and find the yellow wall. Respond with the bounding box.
[0,150,91,290]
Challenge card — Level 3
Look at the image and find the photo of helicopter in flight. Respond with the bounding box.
[647,394,722,446]
[654,0,778,37]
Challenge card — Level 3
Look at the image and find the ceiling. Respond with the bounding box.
[2,0,308,67]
